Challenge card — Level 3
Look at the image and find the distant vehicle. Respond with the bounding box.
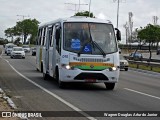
[129,52,143,60]
[10,47,25,59]
[157,49,160,55]
[32,47,36,56]
[120,55,129,71]
[4,43,15,54]
[22,45,30,53]
[6,45,17,55]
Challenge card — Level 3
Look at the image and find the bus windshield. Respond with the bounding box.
[64,22,117,55]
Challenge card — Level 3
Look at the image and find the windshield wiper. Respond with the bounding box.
[92,40,106,58]
[88,23,106,58]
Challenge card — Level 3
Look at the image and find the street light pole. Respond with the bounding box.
[116,0,120,28]
[88,0,91,17]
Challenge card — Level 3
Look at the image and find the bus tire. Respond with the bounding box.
[125,68,128,71]
[56,68,65,88]
[104,83,115,90]
[41,63,43,73]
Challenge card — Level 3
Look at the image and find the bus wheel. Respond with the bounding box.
[56,69,65,88]
[41,63,43,73]
[104,83,115,90]
[125,68,128,71]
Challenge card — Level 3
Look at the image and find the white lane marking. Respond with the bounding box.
[124,88,160,100]
[4,59,96,120]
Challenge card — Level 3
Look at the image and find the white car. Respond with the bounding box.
[5,43,15,54]
[10,47,25,59]
[6,45,17,55]
[120,55,129,71]
[22,45,30,53]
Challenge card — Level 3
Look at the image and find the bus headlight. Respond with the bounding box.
[107,67,118,71]
[61,64,74,70]
[66,65,71,69]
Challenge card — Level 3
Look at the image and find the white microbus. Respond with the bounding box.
[36,16,121,90]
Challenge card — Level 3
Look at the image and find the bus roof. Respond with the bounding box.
[39,16,112,28]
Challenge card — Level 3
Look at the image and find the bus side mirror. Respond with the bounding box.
[115,28,121,41]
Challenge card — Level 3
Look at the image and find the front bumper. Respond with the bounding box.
[59,67,119,83]
[120,65,128,69]
[24,49,30,53]
[11,54,25,58]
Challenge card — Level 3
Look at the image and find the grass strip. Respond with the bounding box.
[129,63,160,73]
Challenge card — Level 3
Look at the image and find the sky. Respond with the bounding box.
[0,0,160,43]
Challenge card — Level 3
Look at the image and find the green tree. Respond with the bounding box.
[4,28,15,42]
[74,11,95,18]
[137,24,160,61]
[15,19,39,44]
[14,37,21,45]
[4,18,39,44]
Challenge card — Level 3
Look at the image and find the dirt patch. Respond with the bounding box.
[0,97,20,120]
[0,98,11,111]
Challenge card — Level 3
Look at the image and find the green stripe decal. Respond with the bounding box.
[75,65,110,70]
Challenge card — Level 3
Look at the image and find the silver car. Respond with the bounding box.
[22,45,31,53]
[10,47,25,59]
[120,55,129,71]
[6,45,17,55]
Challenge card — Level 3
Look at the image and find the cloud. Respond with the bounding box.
[0,0,160,41]
[97,13,107,20]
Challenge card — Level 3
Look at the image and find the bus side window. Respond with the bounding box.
[42,27,46,46]
[37,29,40,45]
[38,29,43,45]
[55,26,61,54]
[51,26,55,47]
[40,28,44,46]
[49,26,54,47]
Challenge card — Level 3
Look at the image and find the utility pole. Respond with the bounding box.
[17,15,30,44]
[116,0,120,28]
[78,0,80,12]
[128,12,133,43]
[88,0,91,17]
[128,12,133,49]
[153,16,158,25]
[65,2,88,14]
[17,15,30,20]
[113,0,126,28]
[123,22,129,45]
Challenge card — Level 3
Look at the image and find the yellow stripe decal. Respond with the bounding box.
[69,62,114,67]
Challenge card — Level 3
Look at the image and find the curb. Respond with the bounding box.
[0,88,29,120]
[0,87,17,109]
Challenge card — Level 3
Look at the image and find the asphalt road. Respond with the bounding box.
[0,45,160,120]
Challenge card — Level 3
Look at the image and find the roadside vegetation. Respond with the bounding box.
[4,19,39,45]
[129,63,160,73]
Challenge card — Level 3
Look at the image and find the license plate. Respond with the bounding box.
[85,79,96,82]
